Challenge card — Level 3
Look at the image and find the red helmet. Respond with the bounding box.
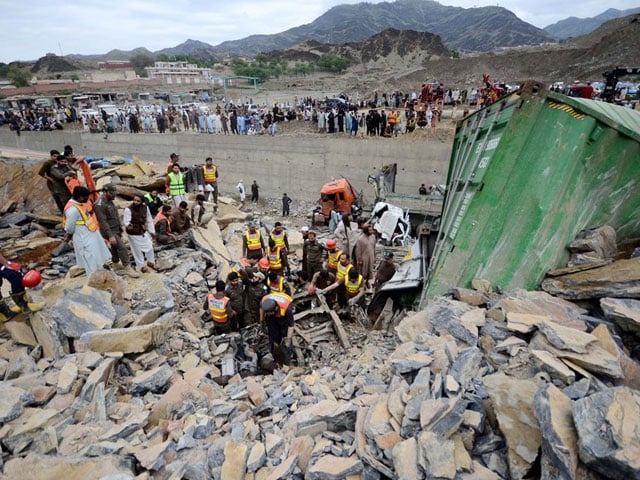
[258,258,270,269]
[22,269,42,288]
[7,262,21,271]
[326,239,337,249]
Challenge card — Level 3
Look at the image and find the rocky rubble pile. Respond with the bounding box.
[1,244,640,479]
[1,155,640,479]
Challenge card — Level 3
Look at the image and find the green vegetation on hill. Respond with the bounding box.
[232,53,349,82]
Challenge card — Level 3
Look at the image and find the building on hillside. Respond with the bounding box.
[145,61,213,85]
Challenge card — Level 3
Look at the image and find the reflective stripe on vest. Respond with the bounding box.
[336,262,352,281]
[64,201,99,232]
[346,274,363,296]
[246,231,262,250]
[262,292,292,317]
[327,249,342,270]
[267,247,282,270]
[268,276,284,293]
[203,165,217,183]
[270,231,286,249]
[168,172,185,196]
[207,293,229,324]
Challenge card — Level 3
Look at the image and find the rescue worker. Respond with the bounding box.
[318,253,353,306]
[260,291,294,365]
[308,268,337,307]
[270,222,290,274]
[244,271,267,326]
[257,257,271,281]
[243,223,265,261]
[63,186,111,275]
[144,190,163,217]
[204,280,235,335]
[0,252,44,320]
[324,239,342,276]
[267,270,293,296]
[94,184,140,278]
[154,205,177,245]
[303,230,325,278]
[39,150,62,212]
[202,156,219,209]
[166,163,187,207]
[48,154,75,214]
[319,266,364,308]
[225,271,245,330]
[266,238,284,274]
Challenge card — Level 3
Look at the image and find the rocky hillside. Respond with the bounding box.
[544,6,640,40]
[354,13,640,93]
[267,28,450,72]
[215,0,552,56]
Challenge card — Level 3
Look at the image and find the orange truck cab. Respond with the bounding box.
[318,178,359,218]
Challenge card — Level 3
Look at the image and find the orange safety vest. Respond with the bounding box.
[336,262,353,282]
[345,274,363,297]
[388,111,397,124]
[270,231,286,249]
[245,231,262,251]
[63,200,99,232]
[267,276,285,293]
[261,291,292,317]
[207,293,230,324]
[327,249,342,271]
[203,165,217,183]
[267,246,283,270]
[154,212,172,232]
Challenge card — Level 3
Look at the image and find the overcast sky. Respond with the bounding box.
[1,0,635,63]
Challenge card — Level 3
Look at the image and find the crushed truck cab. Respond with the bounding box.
[317,178,359,218]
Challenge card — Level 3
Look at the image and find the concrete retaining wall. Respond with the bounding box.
[0,129,452,203]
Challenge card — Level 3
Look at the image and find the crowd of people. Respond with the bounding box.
[1,82,475,138]
[26,145,400,366]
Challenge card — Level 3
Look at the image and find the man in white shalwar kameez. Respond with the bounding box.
[63,186,111,275]
[123,194,157,273]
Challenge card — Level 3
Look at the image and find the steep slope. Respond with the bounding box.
[214,0,552,56]
[267,28,450,72]
[544,6,640,40]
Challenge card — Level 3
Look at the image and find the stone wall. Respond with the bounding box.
[0,129,452,202]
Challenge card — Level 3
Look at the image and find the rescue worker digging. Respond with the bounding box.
[260,292,294,366]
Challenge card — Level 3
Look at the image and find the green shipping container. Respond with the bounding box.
[422,89,640,302]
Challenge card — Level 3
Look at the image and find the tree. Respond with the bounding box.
[7,66,30,87]
[316,54,349,73]
[449,50,460,59]
[129,53,154,77]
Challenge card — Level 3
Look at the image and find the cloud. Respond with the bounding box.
[0,0,636,62]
